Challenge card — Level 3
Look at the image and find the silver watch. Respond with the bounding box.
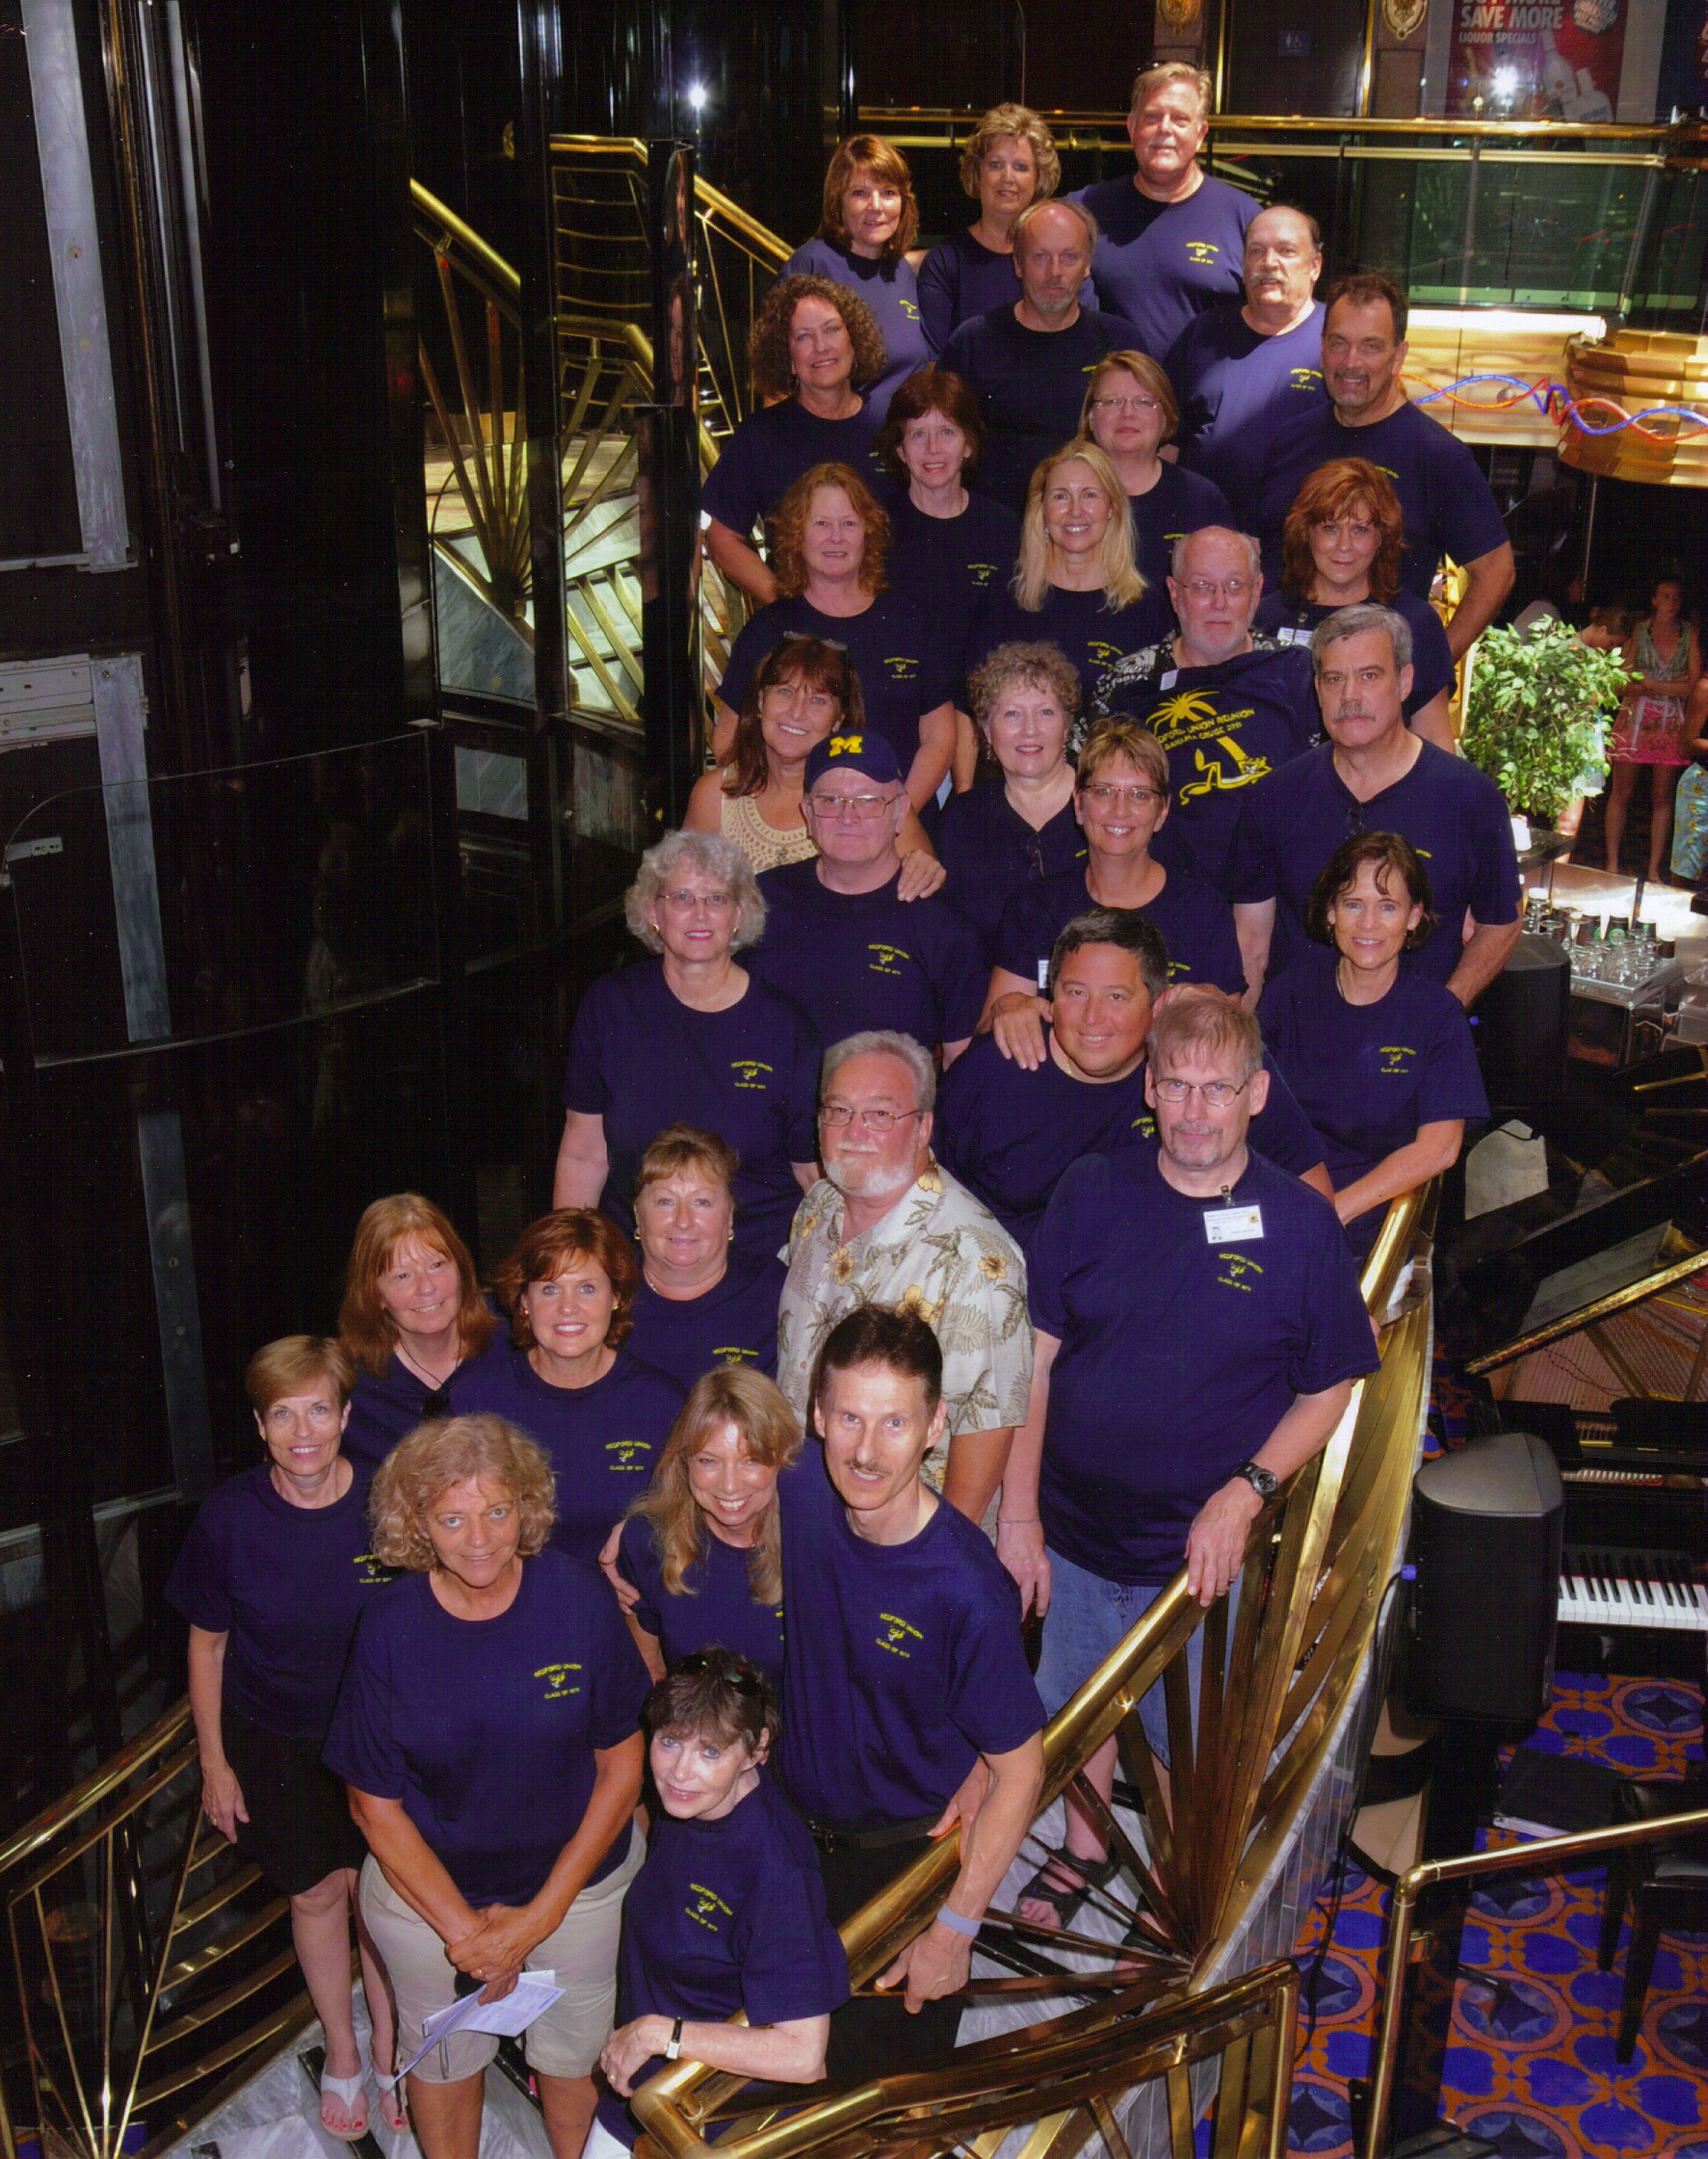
[1234,1460,1278,1499]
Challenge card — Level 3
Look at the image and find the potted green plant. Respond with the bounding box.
[1460,620,1631,828]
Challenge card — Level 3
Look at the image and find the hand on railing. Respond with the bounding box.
[200,1758,249,1843]
[996,1516,1051,1618]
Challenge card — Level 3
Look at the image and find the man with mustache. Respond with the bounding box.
[1228,603,1520,1005]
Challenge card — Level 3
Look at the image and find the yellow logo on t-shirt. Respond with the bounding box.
[1183,241,1222,264]
[353,1551,394,1586]
[712,1343,762,1366]
[535,1660,584,1700]
[968,560,999,587]
[731,1058,774,1090]
[1216,1251,1264,1293]
[1086,638,1123,666]
[1288,367,1324,389]
[900,298,922,322]
[686,1883,735,1933]
[877,1611,923,1658]
[1149,688,1222,745]
[867,941,911,976]
[607,1437,654,1473]
[884,655,920,681]
[1379,1044,1417,1075]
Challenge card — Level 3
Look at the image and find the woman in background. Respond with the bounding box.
[917,104,1063,349]
[783,133,932,421]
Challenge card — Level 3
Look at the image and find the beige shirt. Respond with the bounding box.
[777,1161,1033,1487]
[719,784,819,874]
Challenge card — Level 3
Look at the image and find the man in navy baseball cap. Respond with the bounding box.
[801,729,906,791]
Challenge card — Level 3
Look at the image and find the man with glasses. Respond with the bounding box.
[995,993,1373,1930]
[1091,526,1318,890]
[1227,603,1520,1005]
[776,1029,1030,1527]
[941,199,1143,513]
[1164,205,1327,508]
[746,734,985,1060]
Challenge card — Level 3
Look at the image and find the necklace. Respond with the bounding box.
[394,1335,461,1389]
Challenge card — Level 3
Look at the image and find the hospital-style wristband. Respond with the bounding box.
[935,1904,981,1938]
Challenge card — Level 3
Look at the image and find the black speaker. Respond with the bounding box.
[1405,1432,1563,1723]
[1473,932,1569,1112]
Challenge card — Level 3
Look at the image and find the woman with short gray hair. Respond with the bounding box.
[555,830,822,1262]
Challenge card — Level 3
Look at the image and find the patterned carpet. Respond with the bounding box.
[1283,1359,1707,2159]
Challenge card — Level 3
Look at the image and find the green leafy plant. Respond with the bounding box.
[1461,621,1632,822]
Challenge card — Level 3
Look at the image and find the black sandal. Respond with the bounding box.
[1016,1850,1119,1931]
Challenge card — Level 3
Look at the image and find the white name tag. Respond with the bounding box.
[1159,669,1179,691]
[1037,959,1050,990]
[1205,1204,1264,1243]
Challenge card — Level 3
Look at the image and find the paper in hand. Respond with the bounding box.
[396,1972,565,2079]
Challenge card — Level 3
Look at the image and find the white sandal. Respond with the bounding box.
[319,2067,369,2143]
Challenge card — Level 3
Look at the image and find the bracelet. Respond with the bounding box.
[998,1515,1039,1525]
[664,2016,683,2060]
[935,1903,981,1938]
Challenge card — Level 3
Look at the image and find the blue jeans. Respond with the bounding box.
[1036,1546,1238,1766]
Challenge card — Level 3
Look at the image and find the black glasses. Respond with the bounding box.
[675,1650,765,1693]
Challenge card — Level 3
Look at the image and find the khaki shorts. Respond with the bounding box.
[358,1827,644,2083]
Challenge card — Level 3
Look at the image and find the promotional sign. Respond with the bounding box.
[1446,0,1627,117]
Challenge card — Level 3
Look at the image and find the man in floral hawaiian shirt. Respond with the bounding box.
[778,1029,1031,1526]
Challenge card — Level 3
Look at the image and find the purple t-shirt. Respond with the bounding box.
[1165,301,1327,508]
[699,398,884,542]
[777,1447,1044,1827]
[342,1322,512,1474]
[616,1511,786,1688]
[782,237,933,424]
[624,1253,785,1392]
[1128,461,1234,599]
[1094,642,1322,891]
[941,303,1147,513]
[992,861,1246,996]
[972,583,1174,713]
[881,488,1021,692]
[1252,398,1511,598]
[1071,174,1256,358]
[595,1768,848,2150]
[165,1464,391,1742]
[563,961,820,1261]
[1224,737,1521,987]
[937,782,1085,956]
[1259,948,1487,1245]
[918,229,1015,350]
[1254,586,1456,725]
[324,1552,648,1905]
[1029,1144,1377,1584]
[746,859,987,1054]
[718,593,954,772]
[448,1348,687,1565]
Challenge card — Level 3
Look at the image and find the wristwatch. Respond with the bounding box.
[1234,1460,1279,1500]
[665,2017,683,2060]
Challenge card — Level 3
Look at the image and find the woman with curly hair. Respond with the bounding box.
[917,104,1064,350]
[327,1415,648,2159]
[338,1193,500,1470]
[553,830,821,1256]
[1254,458,1457,752]
[701,274,887,608]
[972,442,1170,710]
[712,463,957,813]
[449,1212,685,1562]
[1258,831,1486,1255]
[783,133,931,423]
[611,1369,801,1685]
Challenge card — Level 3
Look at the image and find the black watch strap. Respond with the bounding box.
[1235,1459,1279,1499]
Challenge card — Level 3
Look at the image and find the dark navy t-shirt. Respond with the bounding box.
[783,237,932,425]
[1259,949,1487,1246]
[563,961,820,1260]
[1165,302,1327,508]
[777,1447,1044,1826]
[936,782,1085,956]
[166,1463,391,1742]
[625,1253,785,1391]
[1128,461,1234,599]
[1252,399,1510,598]
[1071,174,1256,358]
[1224,738,1521,987]
[917,229,1017,350]
[448,1349,687,1565]
[941,304,1147,513]
[616,1512,786,1688]
[1254,587,1456,725]
[344,1329,506,1473]
[881,489,1021,691]
[1094,642,1321,889]
[992,861,1246,995]
[595,1769,848,2150]
[746,860,987,1053]
[324,1552,648,1906]
[972,583,1173,713]
[717,594,955,772]
[1029,1145,1377,1584]
[699,399,884,543]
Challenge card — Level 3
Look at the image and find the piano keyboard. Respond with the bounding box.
[1559,1546,1708,1632]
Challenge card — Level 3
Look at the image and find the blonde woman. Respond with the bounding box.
[918,103,1064,347]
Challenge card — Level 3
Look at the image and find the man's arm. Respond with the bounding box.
[1234,899,1275,1010]
[943,1427,1014,1524]
[906,702,958,813]
[875,1730,1045,2010]
[1443,541,1515,661]
[1183,1378,1354,1606]
[705,517,778,608]
[553,1109,609,1210]
[994,1330,1057,1618]
[1444,913,1521,1009]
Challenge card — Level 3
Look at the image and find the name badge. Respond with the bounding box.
[1036,959,1050,990]
[1159,669,1179,691]
[1205,1204,1263,1243]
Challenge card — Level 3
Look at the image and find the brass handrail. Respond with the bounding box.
[409,179,522,308]
[1363,1800,1708,2159]
[858,106,1708,146]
